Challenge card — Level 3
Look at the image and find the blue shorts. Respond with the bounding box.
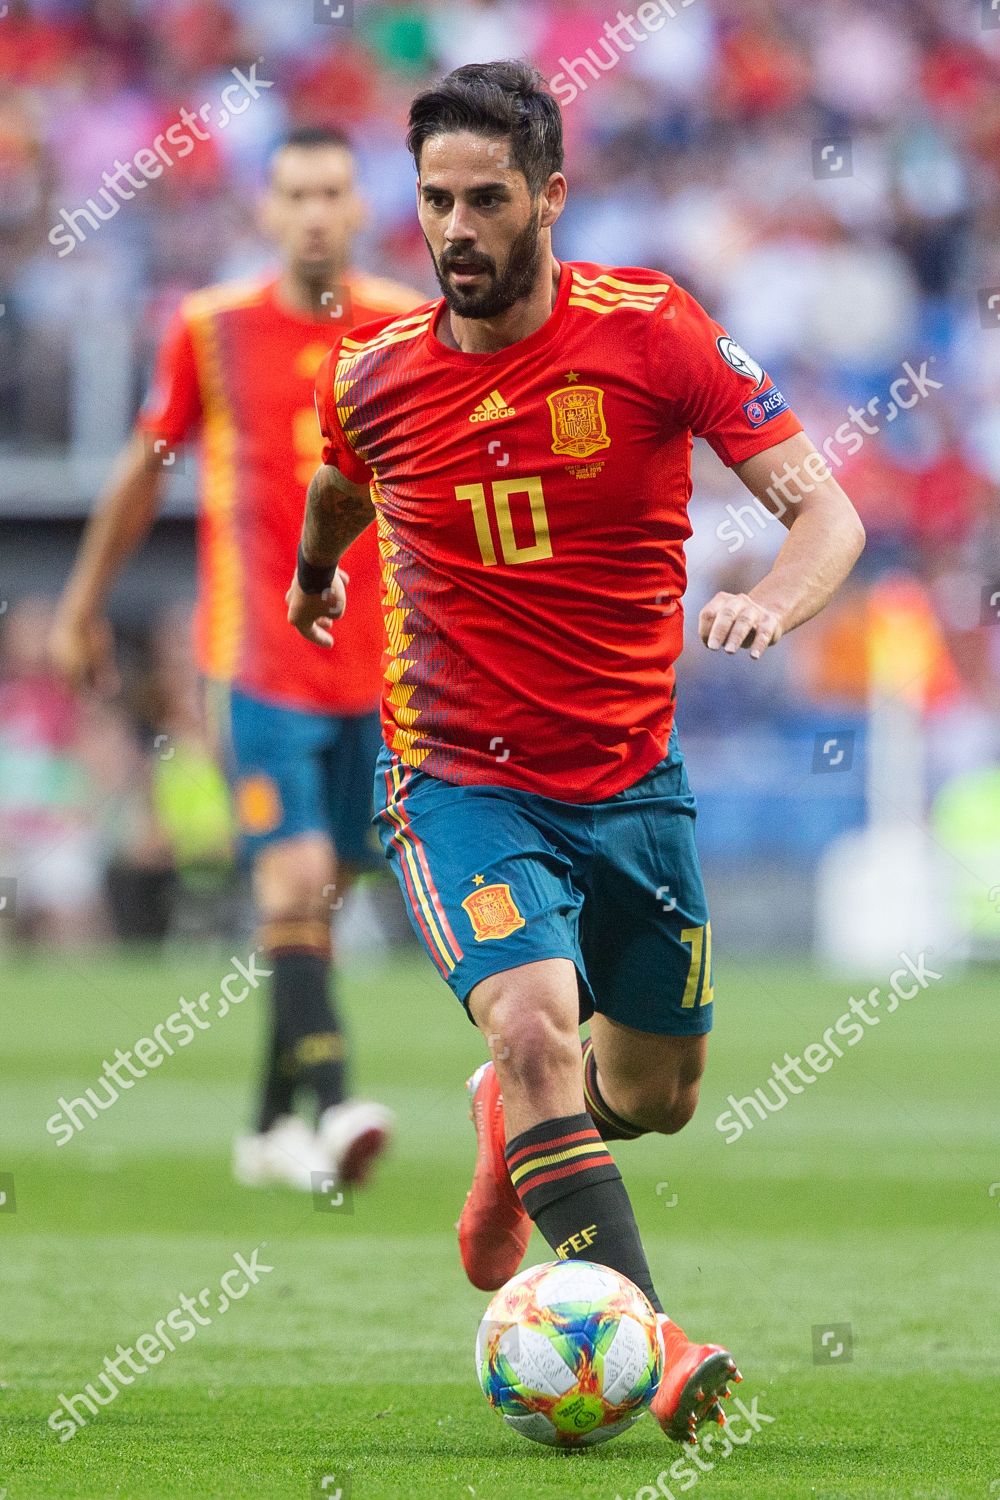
[213,683,383,869]
[373,733,714,1037]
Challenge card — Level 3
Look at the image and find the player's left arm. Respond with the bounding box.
[700,432,866,659]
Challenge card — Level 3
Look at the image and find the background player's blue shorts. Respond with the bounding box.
[374,730,714,1037]
[213,683,383,869]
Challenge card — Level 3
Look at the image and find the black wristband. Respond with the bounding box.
[296,544,337,596]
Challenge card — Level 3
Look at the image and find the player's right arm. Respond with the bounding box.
[287,345,377,648]
[49,308,201,692]
[286,462,376,648]
[49,436,168,692]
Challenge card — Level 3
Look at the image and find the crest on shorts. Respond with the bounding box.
[547,385,611,459]
[462,883,526,942]
[235,774,283,835]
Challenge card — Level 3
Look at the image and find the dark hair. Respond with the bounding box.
[276,124,353,155]
[407,60,563,197]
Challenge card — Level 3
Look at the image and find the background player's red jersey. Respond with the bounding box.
[316,263,803,799]
[138,271,420,714]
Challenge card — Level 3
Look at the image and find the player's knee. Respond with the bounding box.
[254,837,335,921]
[476,983,579,1096]
[502,1023,579,1096]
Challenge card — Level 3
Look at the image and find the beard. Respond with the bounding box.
[429,213,545,320]
[294,253,339,290]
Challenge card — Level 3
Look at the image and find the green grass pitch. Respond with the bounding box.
[2,946,998,1498]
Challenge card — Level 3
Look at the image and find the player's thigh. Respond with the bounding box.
[581,740,715,1039]
[373,747,592,1019]
[319,707,384,878]
[223,686,333,892]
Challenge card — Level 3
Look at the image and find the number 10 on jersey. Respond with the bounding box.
[455,478,553,567]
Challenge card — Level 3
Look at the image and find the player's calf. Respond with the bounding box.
[601,1076,701,1137]
[585,1022,707,1140]
[252,835,347,1129]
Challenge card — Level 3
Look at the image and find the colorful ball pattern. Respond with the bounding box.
[475,1260,663,1447]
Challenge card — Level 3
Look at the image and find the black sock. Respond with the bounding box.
[256,1010,295,1133]
[258,922,347,1124]
[581,1037,646,1141]
[505,1112,663,1314]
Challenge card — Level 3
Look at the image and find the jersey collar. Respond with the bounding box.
[264,271,360,329]
[425,260,571,365]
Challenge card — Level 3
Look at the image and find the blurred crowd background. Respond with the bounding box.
[2,0,999,952]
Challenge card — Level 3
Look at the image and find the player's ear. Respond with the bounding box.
[538,173,568,231]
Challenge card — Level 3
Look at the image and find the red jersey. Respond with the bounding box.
[316,263,802,799]
[137,271,422,714]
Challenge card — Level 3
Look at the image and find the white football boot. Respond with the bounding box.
[232,1114,328,1191]
[318,1099,394,1188]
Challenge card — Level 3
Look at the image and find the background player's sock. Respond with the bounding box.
[581,1037,646,1141]
[505,1112,664,1313]
[256,1013,295,1133]
[259,921,347,1122]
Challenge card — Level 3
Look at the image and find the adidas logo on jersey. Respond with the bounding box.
[469,389,516,423]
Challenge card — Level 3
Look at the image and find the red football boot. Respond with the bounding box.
[457,1062,533,1291]
[650,1315,743,1444]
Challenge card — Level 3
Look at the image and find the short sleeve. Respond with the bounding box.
[315,346,375,486]
[136,308,202,444]
[650,284,802,466]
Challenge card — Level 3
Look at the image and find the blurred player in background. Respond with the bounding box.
[290,63,866,1443]
[49,126,423,1193]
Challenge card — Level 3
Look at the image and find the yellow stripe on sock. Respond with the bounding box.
[509,1139,609,1186]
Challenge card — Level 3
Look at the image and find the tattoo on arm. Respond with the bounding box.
[301,466,375,567]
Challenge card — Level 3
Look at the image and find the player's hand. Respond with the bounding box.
[285,569,349,649]
[47,611,119,694]
[699,592,784,660]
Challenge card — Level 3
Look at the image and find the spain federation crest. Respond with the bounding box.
[461,883,526,942]
[547,385,612,460]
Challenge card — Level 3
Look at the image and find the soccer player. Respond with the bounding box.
[49,126,423,1192]
[288,64,866,1441]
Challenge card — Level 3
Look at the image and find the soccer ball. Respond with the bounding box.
[475,1259,663,1447]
